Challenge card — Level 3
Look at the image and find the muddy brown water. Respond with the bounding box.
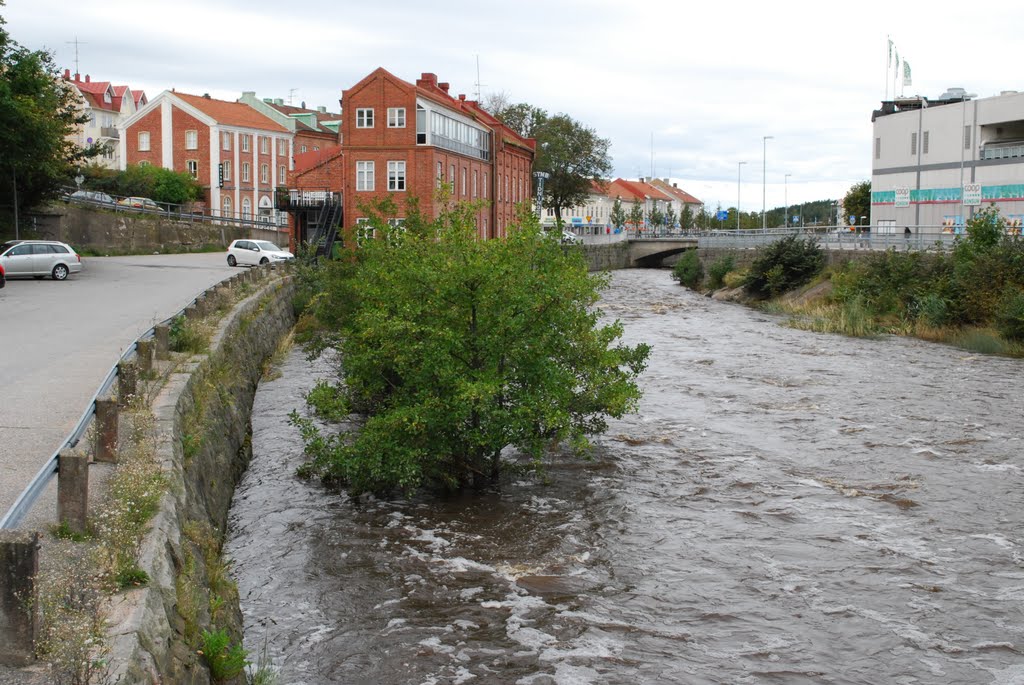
[225,269,1024,684]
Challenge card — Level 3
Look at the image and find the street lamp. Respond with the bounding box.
[762,135,773,231]
[959,90,977,225]
[737,161,746,231]
[784,173,791,229]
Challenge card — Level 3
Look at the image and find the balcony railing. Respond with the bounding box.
[100,127,120,139]
[275,187,340,211]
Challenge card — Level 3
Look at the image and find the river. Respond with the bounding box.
[225,268,1024,684]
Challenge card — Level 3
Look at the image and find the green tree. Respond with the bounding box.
[681,205,694,231]
[82,163,202,204]
[295,196,650,496]
[491,102,548,139]
[628,199,644,230]
[0,4,94,225]
[843,181,871,225]
[665,204,677,230]
[648,203,665,230]
[610,198,626,231]
[533,114,612,226]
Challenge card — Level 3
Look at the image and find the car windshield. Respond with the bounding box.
[254,241,282,251]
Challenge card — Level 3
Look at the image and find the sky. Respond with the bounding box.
[5,0,1023,215]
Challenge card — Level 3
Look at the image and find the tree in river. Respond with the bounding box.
[294,194,650,496]
[0,4,94,224]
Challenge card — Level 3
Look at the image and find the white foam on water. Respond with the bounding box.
[971,462,1020,472]
[550,662,602,685]
[437,556,497,574]
[452,666,477,683]
[971,534,1016,549]
[453,619,480,631]
[985,664,1024,685]
[459,587,484,600]
[418,636,455,655]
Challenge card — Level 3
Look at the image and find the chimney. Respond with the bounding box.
[263,97,273,103]
[242,90,255,98]
[458,94,466,101]
[317,106,326,113]
[85,74,90,83]
[673,182,678,188]
[439,82,450,93]
[301,101,306,109]
[63,69,70,79]
[638,176,645,183]
[416,72,438,89]
[274,98,284,106]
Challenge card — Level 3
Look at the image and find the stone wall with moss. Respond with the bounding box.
[105,274,297,684]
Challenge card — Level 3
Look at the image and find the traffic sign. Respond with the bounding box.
[716,210,729,221]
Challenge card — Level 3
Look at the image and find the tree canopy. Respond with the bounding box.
[294,194,650,496]
[82,163,204,204]
[843,180,871,225]
[0,5,93,225]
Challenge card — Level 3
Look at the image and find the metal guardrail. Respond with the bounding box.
[0,294,197,529]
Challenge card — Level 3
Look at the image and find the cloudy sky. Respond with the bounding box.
[5,0,1022,213]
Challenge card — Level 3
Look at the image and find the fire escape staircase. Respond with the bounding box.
[308,196,343,259]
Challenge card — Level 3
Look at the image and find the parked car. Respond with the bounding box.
[226,239,294,267]
[69,189,116,206]
[0,240,82,281]
[117,196,161,211]
[0,261,5,289]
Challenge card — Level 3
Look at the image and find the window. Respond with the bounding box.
[483,172,487,198]
[356,218,374,245]
[222,131,232,150]
[242,162,251,183]
[139,160,150,167]
[242,197,252,220]
[922,131,930,155]
[461,168,467,196]
[313,146,319,152]
[138,131,150,151]
[260,163,269,183]
[222,161,232,182]
[416,105,427,144]
[300,145,307,153]
[279,164,285,182]
[473,170,478,198]
[260,136,269,154]
[185,130,198,150]
[388,161,406,191]
[388,107,406,128]
[241,134,251,152]
[910,132,917,155]
[449,164,455,184]
[187,160,198,179]
[436,162,443,189]
[356,161,375,191]
[356,108,374,128]
[964,125,971,150]
[875,137,881,160]
[222,195,232,217]
[278,139,286,155]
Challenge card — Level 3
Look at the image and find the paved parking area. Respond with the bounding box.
[0,252,236,528]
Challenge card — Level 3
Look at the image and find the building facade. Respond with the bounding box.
[337,68,536,239]
[871,88,1024,234]
[64,71,147,169]
[120,91,293,224]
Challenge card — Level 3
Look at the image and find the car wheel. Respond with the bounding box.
[227,254,237,267]
[260,257,269,265]
[52,264,69,281]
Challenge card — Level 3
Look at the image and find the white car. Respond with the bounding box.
[0,240,83,281]
[226,239,294,267]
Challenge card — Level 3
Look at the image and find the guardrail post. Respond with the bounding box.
[117,361,138,407]
[136,339,154,374]
[94,397,119,463]
[185,303,201,322]
[0,531,40,666]
[154,324,170,361]
[57,451,89,535]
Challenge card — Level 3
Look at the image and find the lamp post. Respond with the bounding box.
[784,173,791,229]
[959,90,977,224]
[762,135,773,231]
[737,161,746,231]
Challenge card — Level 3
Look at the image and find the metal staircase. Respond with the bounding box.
[308,197,343,259]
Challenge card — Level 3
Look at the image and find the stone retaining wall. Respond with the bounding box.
[105,272,297,684]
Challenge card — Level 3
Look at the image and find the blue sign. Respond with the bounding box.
[792,215,800,222]
[716,210,729,221]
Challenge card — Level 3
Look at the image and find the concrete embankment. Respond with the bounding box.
[104,271,296,683]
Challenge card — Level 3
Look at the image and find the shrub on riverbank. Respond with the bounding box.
[744,235,825,297]
[671,250,703,288]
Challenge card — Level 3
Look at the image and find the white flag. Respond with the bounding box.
[903,61,912,87]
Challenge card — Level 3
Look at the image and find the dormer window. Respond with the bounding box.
[104,91,111,104]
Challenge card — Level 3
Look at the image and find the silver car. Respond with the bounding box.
[226,239,294,267]
[0,240,83,281]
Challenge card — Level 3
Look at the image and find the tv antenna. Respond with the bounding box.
[474,55,486,101]
[288,88,299,105]
[66,36,87,75]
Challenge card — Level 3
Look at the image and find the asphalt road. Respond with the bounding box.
[0,251,235,528]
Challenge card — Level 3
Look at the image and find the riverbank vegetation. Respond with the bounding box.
[680,206,1024,357]
[292,195,650,496]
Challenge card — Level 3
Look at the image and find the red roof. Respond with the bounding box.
[648,178,703,205]
[175,92,287,131]
[614,179,674,202]
[605,179,647,202]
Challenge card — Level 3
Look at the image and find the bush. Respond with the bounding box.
[200,628,248,683]
[672,250,703,288]
[744,235,824,297]
[996,290,1024,341]
[707,254,735,289]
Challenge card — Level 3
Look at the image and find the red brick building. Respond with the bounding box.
[334,68,536,239]
[120,91,294,224]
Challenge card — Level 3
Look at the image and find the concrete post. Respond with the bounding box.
[94,397,119,463]
[154,324,170,361]
[0,531,39,666]
[117,361,138,407]
[136,339,154,374]
[57,451,89,535]
[184,304,200,322]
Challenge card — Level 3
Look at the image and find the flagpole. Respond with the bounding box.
[886,36,891,101]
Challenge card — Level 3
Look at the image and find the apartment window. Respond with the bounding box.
[483,172,487,198]
[922,131,930,155]
[313,146,319,152]
[416,105,427,144]
[260,136,269,154]
[242,162,251,183]
[356,108,374,128]
[473,170,478,198]
[279,165,285,182]
[222,160,232,182]
[138,131,150,151]
[277,139,286,155]
[388,107,406,128]
[185,130,198,150]
[241,134,251,152]
[186,160,198,179]
[356,218,374,245]
[242,197,252,220]
[139,160,150,167]
[222,196,232,217]
[300,145,307,153]
[260,164,269,184]
[222,131,231,150]
[449,164,455,184]
[910,132,917,155]
[964,125,971,150]
[436,162,443,189]
[387,161,406,191]
[461,168,467,196]
[875,137,881,160]
[356,161,375,191]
